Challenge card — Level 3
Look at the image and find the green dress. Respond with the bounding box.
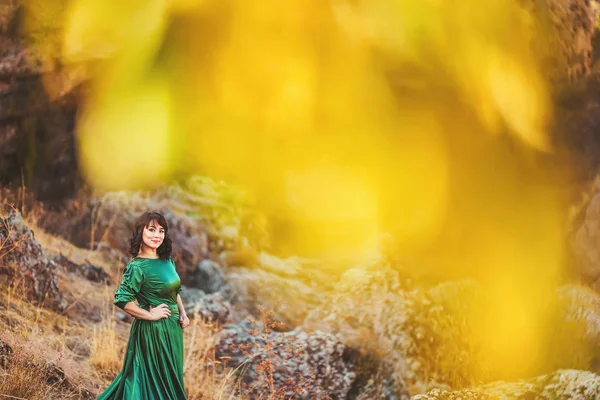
[97,257,187,400]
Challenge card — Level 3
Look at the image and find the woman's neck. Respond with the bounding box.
[138,246,158,259]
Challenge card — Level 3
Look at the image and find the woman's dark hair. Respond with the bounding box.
[129,211,172,260]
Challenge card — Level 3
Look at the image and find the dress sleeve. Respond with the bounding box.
[114,261,144,310]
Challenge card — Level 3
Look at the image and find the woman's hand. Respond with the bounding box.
[179,313,190,329]
[149,304,171,321]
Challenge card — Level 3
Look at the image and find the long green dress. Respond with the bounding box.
[97,257,187,400]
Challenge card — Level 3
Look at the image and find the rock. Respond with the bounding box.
[187,292,232,326]
[187,259,225,293]
[179,285,206,307]
[533,370,600,398]
[548,284,600,372]
[303,267,478,397]
[53,254,110,283]
[64,336,90,358]
[37,179,247,280]
[94,242,130,266]
[50,194,208,279]
[523,0,597,88]
[216,322,359,399]
[570,178,600,287]
[0,205,63,309]
[304,266,600,396]
[553,83,600,178]
[114,311,132,323]
[0,5,81,202]
[412,369,600,399]
[558,285,600,347]
[78,388,94,399]
[304,263,600,397]
[17,359,75,391]
[0,338,13,368]
[180,284,231,326]
[43,360,66,385]
[226,253,336,327]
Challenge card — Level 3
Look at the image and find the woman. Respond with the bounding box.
[97,211,190,400]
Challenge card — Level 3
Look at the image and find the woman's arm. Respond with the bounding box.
[176,294,186,315]
[177,294,190,328]
[123,302,171,321]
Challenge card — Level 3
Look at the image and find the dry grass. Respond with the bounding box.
[0,283,101,396]
[0,205,26,260]
[183,318,233,399]
[0,342,64,400]
[89,307,125,381]
[0,279,89,399]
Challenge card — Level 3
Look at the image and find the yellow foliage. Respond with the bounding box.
[24,0,568,381]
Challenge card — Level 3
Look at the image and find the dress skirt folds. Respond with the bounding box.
[97,257,187,400]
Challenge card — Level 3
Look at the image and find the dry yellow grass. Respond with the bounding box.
[0,289,94,399]
[0,342,64,400]
[89,307,125,381]
[183,319,231,399]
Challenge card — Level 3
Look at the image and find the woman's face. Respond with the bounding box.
[142,220,165,251]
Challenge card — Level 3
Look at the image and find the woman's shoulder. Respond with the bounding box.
[126,257,154,270]
[125,258,143,270]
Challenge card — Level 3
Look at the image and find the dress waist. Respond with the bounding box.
[139,303,179,314]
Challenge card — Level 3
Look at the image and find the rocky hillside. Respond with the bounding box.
[3,176,600,399]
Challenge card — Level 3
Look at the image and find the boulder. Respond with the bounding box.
[570,177,600,288]
[53,254,110,283]
[412,369,600,399]
[114,311,132,323]
[186,292,232,326]
[187,259,225,293]
[37,179,249,281]
[226,253,336,327]
[304,266,600,397]
[569,174,600,284]
[179,285,206,306]
[549,284,600,372]
[303,267,479,396]
[0,205,63,310]
[519,0,597,89]
[0,338,13,368]
[0,5,81,202]
[43,360,66,385]
[215,322,360,399]
[40,192,210,279]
